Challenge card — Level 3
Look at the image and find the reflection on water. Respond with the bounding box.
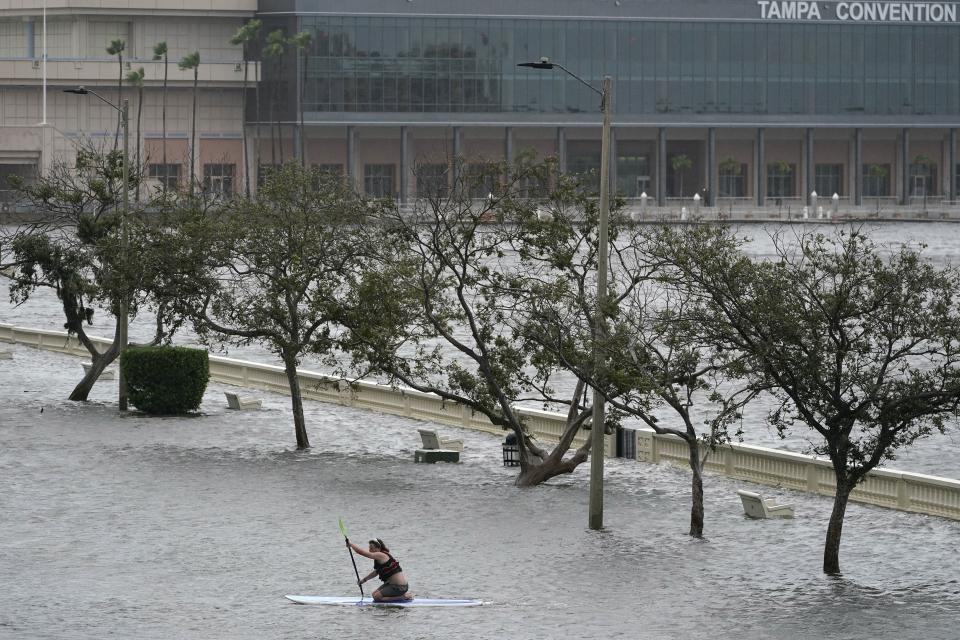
[1,346,958,639]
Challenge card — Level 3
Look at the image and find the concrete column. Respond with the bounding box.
[557,127,567,174]
[756,127,765,207]
[707,127,717,207]
[657,127,667,207]
[400,126,410,205]
[900,128,910,205]
[346,125,356,188]
[805,127,815,206]
[452,126,462,190]
[949,128,957,203]
[854,128,863,206]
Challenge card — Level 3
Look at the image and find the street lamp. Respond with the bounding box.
[517,57,612,531]
[63,86,130,411]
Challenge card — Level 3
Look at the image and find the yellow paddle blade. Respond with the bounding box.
[338,517,349,539]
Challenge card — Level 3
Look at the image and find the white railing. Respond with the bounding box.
[2,322,957,521]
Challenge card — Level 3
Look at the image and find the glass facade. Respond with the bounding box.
[279,16,960,117]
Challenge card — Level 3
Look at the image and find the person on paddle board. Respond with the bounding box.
[346,538,412,602]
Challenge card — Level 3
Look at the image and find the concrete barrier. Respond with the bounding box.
[2,322,957,520]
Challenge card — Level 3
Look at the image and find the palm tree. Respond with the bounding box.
[290,30,312,169]
[106,38,126,150]
[178,51,201,193]
[125,67,145,201]
[152,42,169,181]
[230,19,262,197]
[263,29,287,165]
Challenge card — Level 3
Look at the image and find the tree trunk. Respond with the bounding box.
[242,57,251,198]
[823,479,854,575]
[687,438,705,537]
[162,57,167,170]
[135,87,142,201]
[515,452,588,487]
[190,69,198,193]
[283,356,310,449]
[68,352,118,401]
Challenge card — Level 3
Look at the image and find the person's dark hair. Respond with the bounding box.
[368,538,389,552]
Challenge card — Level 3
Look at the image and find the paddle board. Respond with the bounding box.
[285,595,482,607]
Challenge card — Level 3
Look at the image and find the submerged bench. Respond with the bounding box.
[81,362,116,380]
[737,490,795,519]
[414,428,462,463]
[417,428,464,452]
[0,349,11,359]
[224,391,262,410]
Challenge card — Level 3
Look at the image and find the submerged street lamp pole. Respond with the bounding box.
[63,86,130,411]
[517,58,612,530]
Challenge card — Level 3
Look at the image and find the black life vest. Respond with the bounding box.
[374,553,403,581]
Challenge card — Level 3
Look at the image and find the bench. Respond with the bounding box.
[736,490,795,519]
[81,362,116,380]
[417,428,464,452]
[224,391,262,410]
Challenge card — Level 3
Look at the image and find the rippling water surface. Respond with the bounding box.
[1,345,959,639]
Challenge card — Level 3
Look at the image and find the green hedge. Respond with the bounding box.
[121,346,210,415]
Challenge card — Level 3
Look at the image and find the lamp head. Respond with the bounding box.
[63,86,89,95]
[517,56,554,70]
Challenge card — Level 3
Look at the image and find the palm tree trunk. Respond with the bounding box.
[114,53,123,151]
[277,58,285,165]
[135,86,142,201]
[191,68,198,193]
[300,50,307,168]
[242,57,251,197]
[162,55,168,173]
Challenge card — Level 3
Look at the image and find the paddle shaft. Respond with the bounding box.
[344,540,364,599]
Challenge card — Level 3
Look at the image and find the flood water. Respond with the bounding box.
[1,344,959,639]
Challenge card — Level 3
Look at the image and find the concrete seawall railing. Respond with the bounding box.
[2,322,958,521]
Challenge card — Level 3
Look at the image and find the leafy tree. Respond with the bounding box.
[339,158,607,487]
[125,67,145,201]
[152,42,170,183]
[106,38,126,150]
[230,20,262,197]
[189,163,373,449]
[0,145,156,400]
[178,51,201,192]
[655,225,960,573]
[290,30,313,169]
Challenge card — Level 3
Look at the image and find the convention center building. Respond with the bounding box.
[2,0,959,211]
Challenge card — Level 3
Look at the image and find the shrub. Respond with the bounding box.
[121,346,210,414]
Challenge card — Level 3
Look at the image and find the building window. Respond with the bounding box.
[718,161,747,198]
[416,163,449,198]
[148,163,181,190]
[814,164,843,198]
[909,161,937,197]
[313,164,344,176]
[0,162,37,202]
[203,163,235,197]
[616,155,651,198]
[364,164,395,198]
[767,162,796,199]
[863,164,890,198]
[466,164,499,199]
[567,152,601,195]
